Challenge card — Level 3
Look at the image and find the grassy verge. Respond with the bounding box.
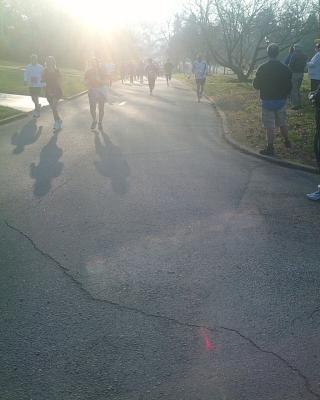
[0,60,86,98]
[177,73,316,167]
[0,105,23,120]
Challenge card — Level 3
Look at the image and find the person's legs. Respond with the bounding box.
[166,74,169,86]
[148,78,155,94]
[196,79,201,101]
[260,108,275,155]
[200,78,206,97]
[30,88,41,116]
[311,79,320,91]
[89,93,98,129]
[291,73,303,108]
[98,100,105,131]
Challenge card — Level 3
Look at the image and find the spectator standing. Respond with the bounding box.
[42,56,63,131]
[24,54,44,118]
[307,43,320,91]
[192,55,208,102]
[253,43,292,156]
[288,44,308,110]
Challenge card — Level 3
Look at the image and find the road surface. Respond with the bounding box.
[1,78,320,400]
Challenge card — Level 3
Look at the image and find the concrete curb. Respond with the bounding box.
[0,90,88,126]
[206,95,319,175]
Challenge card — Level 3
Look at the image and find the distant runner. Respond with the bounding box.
[192,55,208,102]
[85,58,108,132]
[164,59,174,86]
[24,54,44,118]
[145,58,158,96]
[42,56,63,131]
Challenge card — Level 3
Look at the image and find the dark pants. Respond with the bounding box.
[311,79,320,91]
[148,77,156,92]
[196,78,206,99]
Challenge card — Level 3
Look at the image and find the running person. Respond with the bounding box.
[24,54,44,118]
[42,56,63,132]
[164,59,174,86]
[85,58,108,132]
[192,54,208,102]
[145,58,158,95]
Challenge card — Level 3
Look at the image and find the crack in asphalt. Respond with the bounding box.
[4,219,320,399]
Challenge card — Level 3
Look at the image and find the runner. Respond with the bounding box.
[164,59,174,86]
[138,60,145,84]
[145,58,158,96]
[42,56,63,131]
[192,54,208,102]
[85,58,108,132]
[24,54,44,118]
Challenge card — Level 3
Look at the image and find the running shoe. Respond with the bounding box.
[91,120,97,130]
[307,191,320,201]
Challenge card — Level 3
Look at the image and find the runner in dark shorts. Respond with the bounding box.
[145,58,158,95]
[43,56,63,131]
[164,59,174,87]
[24,54,44,117]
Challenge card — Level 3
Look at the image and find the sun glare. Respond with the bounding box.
[58,0,183,29]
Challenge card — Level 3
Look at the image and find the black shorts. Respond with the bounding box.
[29,87,41,97]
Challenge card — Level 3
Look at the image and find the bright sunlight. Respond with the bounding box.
[56,0,184,29]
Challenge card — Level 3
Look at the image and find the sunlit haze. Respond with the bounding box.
[57,0,185,29]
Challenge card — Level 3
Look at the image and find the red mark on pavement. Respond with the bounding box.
[200,328,214,352]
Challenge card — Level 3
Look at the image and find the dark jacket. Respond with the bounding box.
[288,50,308,73]
[253,59,292,100]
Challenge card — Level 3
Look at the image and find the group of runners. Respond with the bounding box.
[24,54,208,132]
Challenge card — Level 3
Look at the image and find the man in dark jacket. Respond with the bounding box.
[288,44,308,109]
[253,43,292,156]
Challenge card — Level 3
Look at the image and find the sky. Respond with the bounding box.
[57,0,186,29]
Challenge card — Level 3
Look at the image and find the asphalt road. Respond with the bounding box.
[1,78,320,400]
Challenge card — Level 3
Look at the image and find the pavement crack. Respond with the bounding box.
[4,219,320,399]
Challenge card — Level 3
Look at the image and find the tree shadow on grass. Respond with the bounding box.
[94,131,130,195]
[30,132,63,197]
[11,119,42,154]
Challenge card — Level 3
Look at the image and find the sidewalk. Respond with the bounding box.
[0,93,49,112]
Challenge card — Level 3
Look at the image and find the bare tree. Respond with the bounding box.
[189,0,316,81]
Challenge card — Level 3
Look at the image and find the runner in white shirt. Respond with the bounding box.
[24,54,44,117]
[192,54,208,102]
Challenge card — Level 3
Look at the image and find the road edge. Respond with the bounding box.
[206,95,319,175]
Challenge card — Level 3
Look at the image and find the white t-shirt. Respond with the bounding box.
[193,60,208,80]
[24,64,44,87]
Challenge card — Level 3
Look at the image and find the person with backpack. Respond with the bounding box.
[145,58,158,95]
[288,44,308,110]
[42,56,63,132]
[253,43,292,156]
[24,54,44,118]
[192,54,208,102]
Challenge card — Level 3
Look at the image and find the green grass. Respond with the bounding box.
[0,105,23,120]
[176,73,317,167]
[0,60,86,98]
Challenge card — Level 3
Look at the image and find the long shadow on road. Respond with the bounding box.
[30,132,63,197]
[11,119,42,154]
[94,130,130,195]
